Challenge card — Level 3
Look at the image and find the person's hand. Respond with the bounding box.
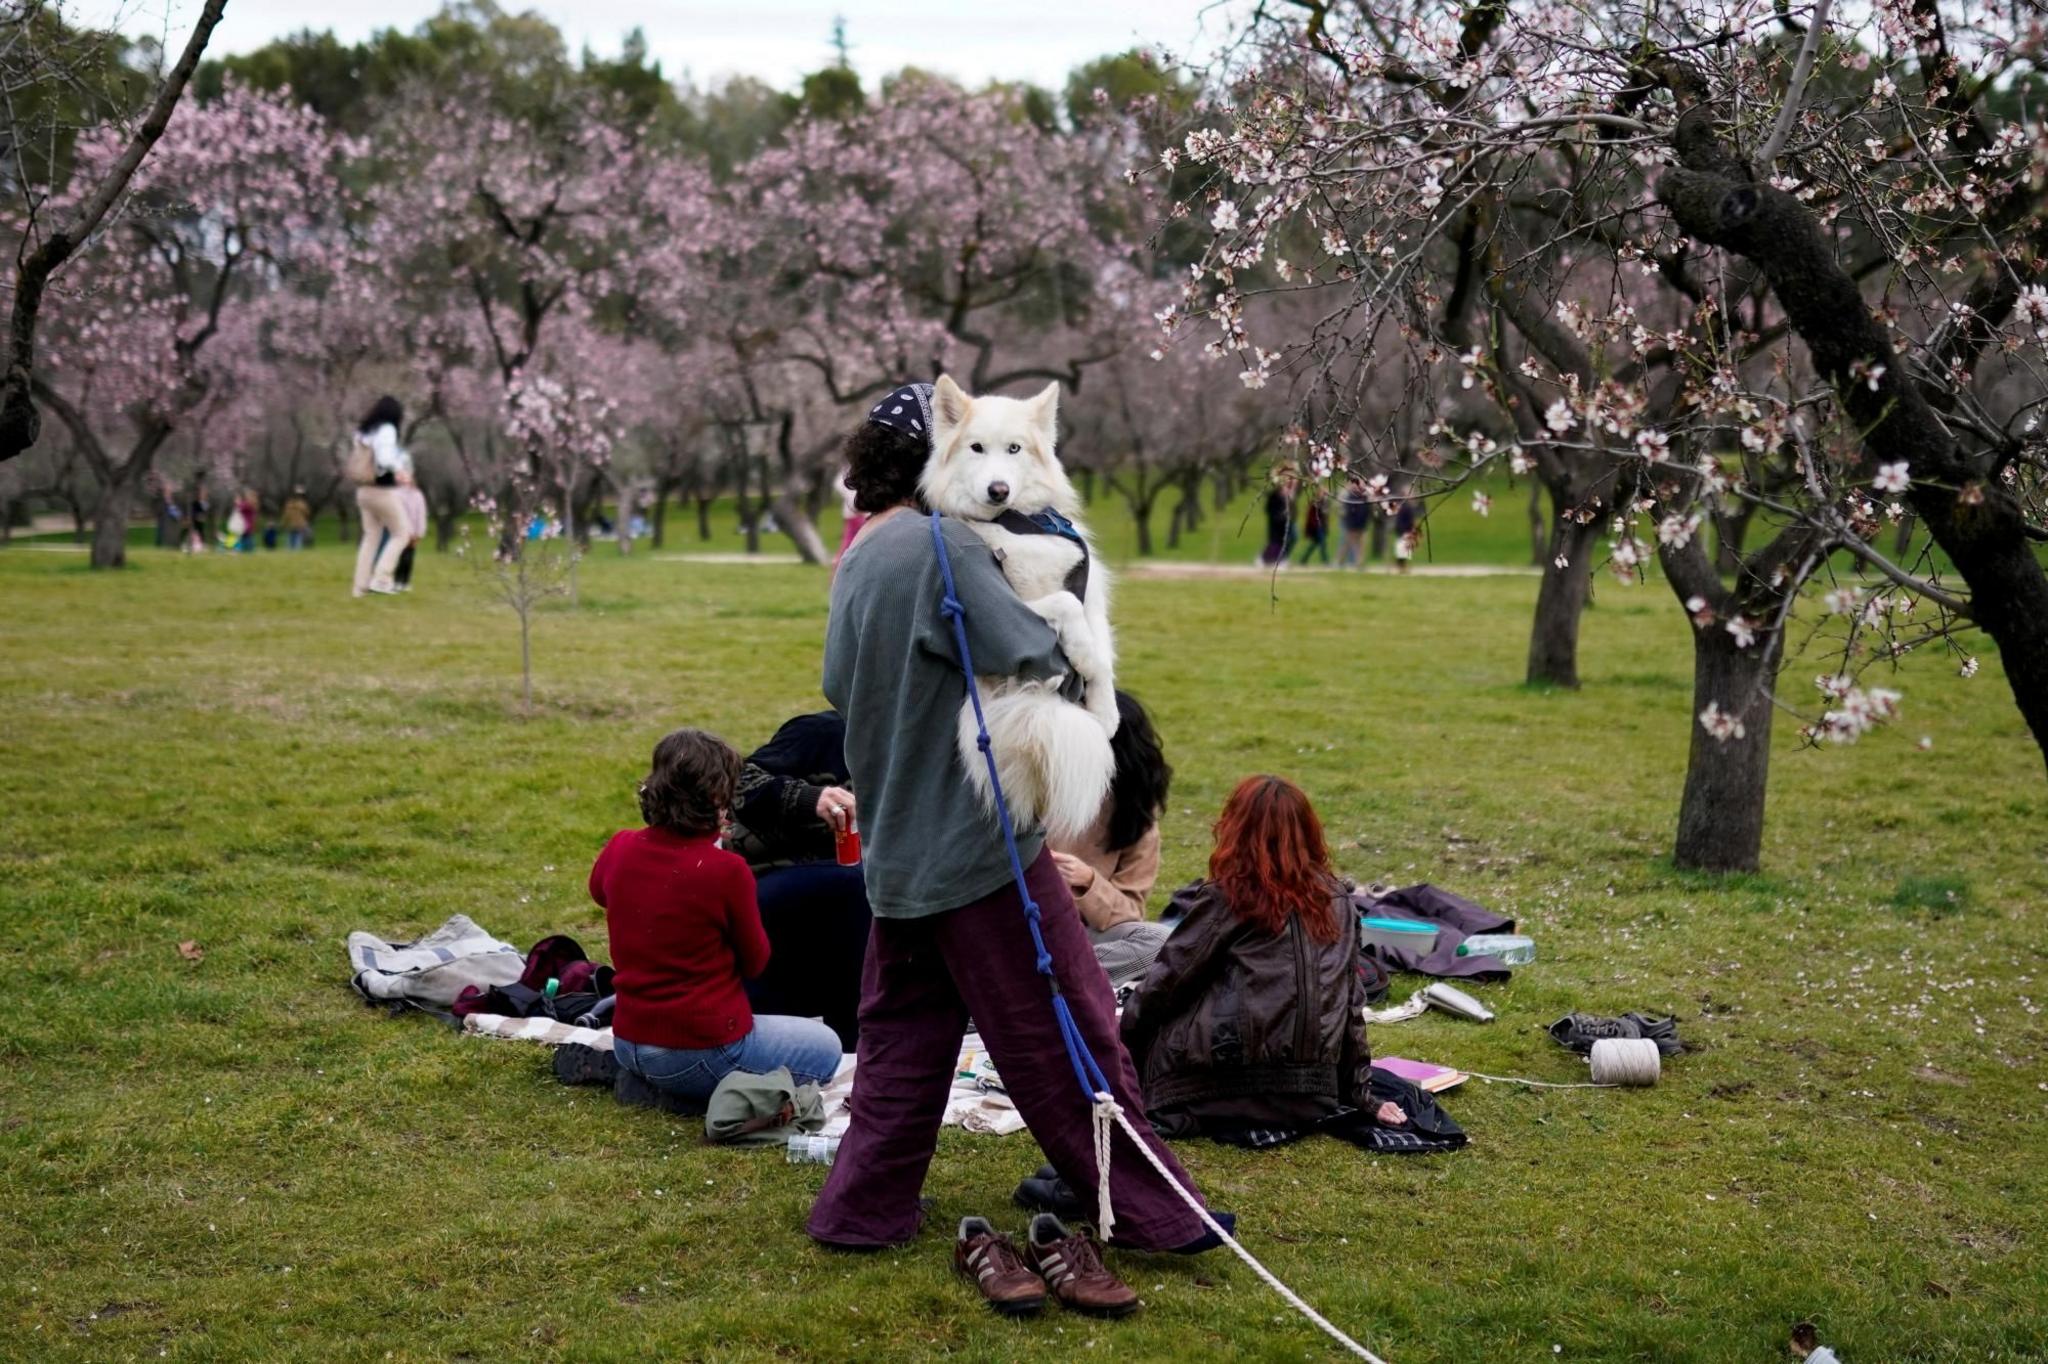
[1375,1100,1409,1126]
[815,787,857,833]
[1050,850,1093,890]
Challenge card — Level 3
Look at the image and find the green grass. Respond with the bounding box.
[3,540,2045,1363]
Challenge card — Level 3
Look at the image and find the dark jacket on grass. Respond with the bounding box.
[1120,877,1372,1134]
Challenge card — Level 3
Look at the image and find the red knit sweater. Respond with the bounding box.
[589,827,770,1050]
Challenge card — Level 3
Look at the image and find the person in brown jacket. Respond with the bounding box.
[1120,775,1403,1137]
[1049,691,1172,990]
[281,487,312,550]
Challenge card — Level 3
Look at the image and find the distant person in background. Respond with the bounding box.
[1337,477,1370,569]
[394,470,428,592]
[281,487,312,550]
[1393,494,1418,574]
[184,480,210,554]
[351,395,413,598]
[1048,691,1173,992]
[1259,475,1296,566]
[155,483,181,549]
[233,488,259,552]
[1297,492,1330,565]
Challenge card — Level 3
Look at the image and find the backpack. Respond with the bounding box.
[452,934,615,1024]
[343,435,377,485]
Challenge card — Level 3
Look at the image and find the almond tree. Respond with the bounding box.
[30,85,355,568]
[1167,0,2047,870]
[1,0,228,465]
[370,84,656,596]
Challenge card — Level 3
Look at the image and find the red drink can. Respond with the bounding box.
[835,819,862,866]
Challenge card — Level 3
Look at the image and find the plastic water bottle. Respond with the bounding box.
[1457,933,1536,965]
[787,1133,839,1165]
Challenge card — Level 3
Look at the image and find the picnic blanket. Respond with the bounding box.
[462,1014,1026,1137]
[349,914,526,1007]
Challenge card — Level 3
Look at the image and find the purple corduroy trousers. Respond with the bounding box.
[805,847,1208,1250]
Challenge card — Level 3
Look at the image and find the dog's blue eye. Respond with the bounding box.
[1007,443,1021,454]
[970,442,984,453]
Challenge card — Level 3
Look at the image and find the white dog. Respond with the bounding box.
[922,374,1118,846]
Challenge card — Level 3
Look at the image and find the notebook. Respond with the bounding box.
[1371,1056,1468,1093]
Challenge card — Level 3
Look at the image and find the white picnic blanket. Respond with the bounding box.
[349,914,525,1006]
[463,1015,1025,1137]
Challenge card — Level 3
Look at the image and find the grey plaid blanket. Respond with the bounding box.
[348,914,525,1006]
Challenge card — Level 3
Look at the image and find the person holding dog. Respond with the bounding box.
[806,381,1222,1270]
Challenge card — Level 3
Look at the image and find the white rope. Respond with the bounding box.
[1091,1097,1118,1243]
[1091,1092,1393,1364]
[1465,1038,1663,1090]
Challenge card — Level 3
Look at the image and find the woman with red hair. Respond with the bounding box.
[1120,775,1397,1137]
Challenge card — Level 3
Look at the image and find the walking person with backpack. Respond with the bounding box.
[348,396,413,598]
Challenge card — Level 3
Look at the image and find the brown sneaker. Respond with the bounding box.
[1025,1214,1141,1318]
[954,1217,1047,1317]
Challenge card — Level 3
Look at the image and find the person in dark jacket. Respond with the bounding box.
[1121,774,1403,1137]
[727,711,872,1048]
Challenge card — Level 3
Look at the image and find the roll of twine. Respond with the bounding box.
[1588,1037,1661,1086]
[1463,1037,1663,1089]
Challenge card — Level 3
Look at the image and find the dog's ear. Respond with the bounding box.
[1026,381,1060,453]
[932,375,972,444]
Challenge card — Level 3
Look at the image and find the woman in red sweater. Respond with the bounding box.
[591,728,844,1102]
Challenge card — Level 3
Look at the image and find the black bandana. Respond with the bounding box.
[867,383,934,445]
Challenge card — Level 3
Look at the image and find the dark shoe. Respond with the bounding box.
[1165,1210,1236,1254]
[955,1217,1047,1317]
[1548,1012,1683,1057]
[1013,1164,1090,1220]
[1025,1214,1140,1318]
[553,1042,617,1088]
[613,1067,707,1116]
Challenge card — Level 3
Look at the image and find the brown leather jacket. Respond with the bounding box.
[1119,877,1372,1129]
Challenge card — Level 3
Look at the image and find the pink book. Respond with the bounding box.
[1371,1056,1467,1093]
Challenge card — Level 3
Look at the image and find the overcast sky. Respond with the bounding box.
[86,0,1242,93]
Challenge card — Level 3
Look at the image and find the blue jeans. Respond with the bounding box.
[614,1014,843,1101]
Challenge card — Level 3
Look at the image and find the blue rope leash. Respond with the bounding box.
[928,510,1112,1106]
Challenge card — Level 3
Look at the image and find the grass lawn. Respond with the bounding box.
[2,539,2044,1363]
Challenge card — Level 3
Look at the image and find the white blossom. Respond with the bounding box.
[1872,462,1911,493]
[1699,702,1747,742]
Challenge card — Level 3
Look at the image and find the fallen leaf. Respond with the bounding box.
[177,940,204,962]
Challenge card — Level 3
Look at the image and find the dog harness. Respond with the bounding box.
[992,508,1090,602]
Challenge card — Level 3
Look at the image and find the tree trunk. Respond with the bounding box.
[1672,627,1778,873]
[771,487,829,565]
[434,511,460,551]
[1132,498,1155,556]
[695,496,712,541]
[1525,500,1600,688]
[89,473,138,569]
[651,483,672,549]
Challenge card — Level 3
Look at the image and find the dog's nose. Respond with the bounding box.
[986,481,1010,505]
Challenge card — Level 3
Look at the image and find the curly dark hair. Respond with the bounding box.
[637,728,741,836]
[841,420,929,515]
[1104,691,1172,852]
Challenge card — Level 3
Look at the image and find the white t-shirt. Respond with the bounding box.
[1806,1347,1839,1364]
[360,423,412,477]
